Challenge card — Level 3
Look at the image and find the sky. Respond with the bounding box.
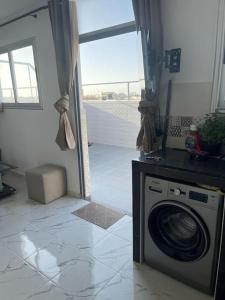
[77,0,144,94]
[77,0,135,34]
[80,32,143,83]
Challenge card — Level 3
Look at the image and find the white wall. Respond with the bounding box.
[0,10,80,196]
[84,100,139,149]
[161,0,219,116]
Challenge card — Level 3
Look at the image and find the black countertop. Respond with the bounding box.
[133,149,225,189]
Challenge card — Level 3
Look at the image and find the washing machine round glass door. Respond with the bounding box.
[148,201,210,262]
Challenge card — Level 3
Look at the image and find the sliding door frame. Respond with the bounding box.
[75,21,146,199]
[73,66,86,199]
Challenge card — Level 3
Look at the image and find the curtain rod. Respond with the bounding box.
[0,5,49,28]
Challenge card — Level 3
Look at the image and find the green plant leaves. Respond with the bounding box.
[199,113,225,144]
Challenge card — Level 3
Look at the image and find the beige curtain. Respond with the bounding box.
[132,0,163,153]
[48,0,79,151]
[132,0,163,51]
[136,90,159,154]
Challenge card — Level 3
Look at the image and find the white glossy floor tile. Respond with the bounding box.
[0,244,23,272]
[46,196,88,214]
[25,197,88,222]
[26,239,81,279]
[53,217,108,250]
[108,215,133,242]
[3,226,55,259]
[52,254,116,297]
[84,233,132,272]
[94,273,156,300]
[29,211,78,234]
[0,249,51,300]
[23,284,73,300]
[0,213,35,239]
[120,260,213,300]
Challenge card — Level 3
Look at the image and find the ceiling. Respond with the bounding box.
[0,0,47,22]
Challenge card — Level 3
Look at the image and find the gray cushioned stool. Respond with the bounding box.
[25,164,67,204]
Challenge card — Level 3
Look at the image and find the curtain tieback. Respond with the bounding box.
[138,100,157,115]
[54,95,70,114]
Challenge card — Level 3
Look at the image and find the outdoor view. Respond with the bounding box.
[78,0,144,101]
[78,0,143,213]
[0,45,39,104]
[80,32,144,102]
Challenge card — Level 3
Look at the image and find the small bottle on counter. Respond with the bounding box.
[185,124,208,160]
[185,124,201,152]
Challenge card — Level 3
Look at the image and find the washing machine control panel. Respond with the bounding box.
[146,176,223,210]
[169,188,208,203]
[189,190,208,203]
[168,181,221,209]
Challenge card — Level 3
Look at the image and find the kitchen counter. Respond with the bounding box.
[132,149,225,300]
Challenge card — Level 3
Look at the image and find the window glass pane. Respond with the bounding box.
[77,0,135,34]
[0,53,15,103]
[80,32,144,101]
[12,45,39,103]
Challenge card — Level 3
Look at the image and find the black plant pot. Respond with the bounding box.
[201,141,222,156]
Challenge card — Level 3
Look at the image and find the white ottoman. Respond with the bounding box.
[25,164,67,204]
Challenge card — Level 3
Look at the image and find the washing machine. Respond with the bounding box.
[144,176,224,295]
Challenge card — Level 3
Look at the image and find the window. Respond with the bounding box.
[0,39,40,108]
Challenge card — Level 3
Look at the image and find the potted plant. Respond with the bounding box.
[199,113,225,156]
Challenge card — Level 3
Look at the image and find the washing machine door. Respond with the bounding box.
[148,201,210,262]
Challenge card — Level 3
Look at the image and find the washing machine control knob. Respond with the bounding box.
[174,188,181,196]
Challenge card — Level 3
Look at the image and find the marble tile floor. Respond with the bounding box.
[0,172,212,300]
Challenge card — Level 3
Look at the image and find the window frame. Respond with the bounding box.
[76,11,143,198]
[79,21,136,44]
[0,38,42,110]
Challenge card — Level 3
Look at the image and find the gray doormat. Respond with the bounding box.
[72,202,125,229]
